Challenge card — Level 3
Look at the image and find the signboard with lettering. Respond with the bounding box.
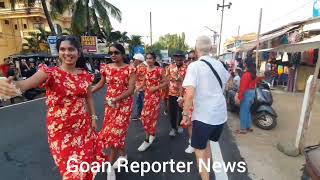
[81,36,98,53]
[47,36,58,56]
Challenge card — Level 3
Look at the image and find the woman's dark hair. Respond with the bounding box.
[245,58,256,80]
[235,68,243,77]
[56,35,87,70]
[146,52,157,60]
[110,43,126,55]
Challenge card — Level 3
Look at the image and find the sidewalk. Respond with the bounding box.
[228,89,320,180]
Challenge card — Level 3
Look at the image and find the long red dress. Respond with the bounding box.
[39,65,97,180]
[96,64,135,156]
[140,67,164,136]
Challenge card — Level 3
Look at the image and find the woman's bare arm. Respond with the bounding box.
[92,76,106,93]
[114,73,136,102]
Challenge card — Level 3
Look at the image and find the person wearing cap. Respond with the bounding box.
[132,53,147,121]
[185,50,197,66]
[166,50,188,137]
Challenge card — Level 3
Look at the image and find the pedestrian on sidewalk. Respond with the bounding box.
[181,35,231,180]
[183,50,197,154]
[92,44,136,170]
[131,53,147,121]
[161,62,170,116]
[138,52,169,152]
[185,50,197,65]
[236,59,259,134]
[166,50,188,137]
[0,35,99,180]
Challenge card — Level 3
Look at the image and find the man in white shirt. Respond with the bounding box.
[181,35,231,180]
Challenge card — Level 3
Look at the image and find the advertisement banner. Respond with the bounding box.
[47,36,58,56]
[81,36,98,53]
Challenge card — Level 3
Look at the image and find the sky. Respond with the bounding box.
[107,0,315,50]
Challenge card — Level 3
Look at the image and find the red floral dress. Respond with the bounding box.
[96,64,135,155]
[39,65,97,180]
[140,67,164,136]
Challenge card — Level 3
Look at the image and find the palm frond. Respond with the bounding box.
[71,0,87,36]
[95,0,122,22]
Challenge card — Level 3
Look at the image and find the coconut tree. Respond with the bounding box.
[10,0,73,35]
[128,35,143,53]
[71,0,121,37]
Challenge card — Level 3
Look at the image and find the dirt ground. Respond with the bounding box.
[228,88,320,180]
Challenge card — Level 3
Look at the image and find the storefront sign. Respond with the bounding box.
[81,36,98,53]
[47,36,58,56]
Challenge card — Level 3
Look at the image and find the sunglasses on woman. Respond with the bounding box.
[108,51,121,55]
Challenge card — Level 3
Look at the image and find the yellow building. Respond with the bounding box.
[224,33,257,52]
[0,0,71,64]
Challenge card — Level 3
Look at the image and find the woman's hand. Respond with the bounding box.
[180,114,191,128]
[235,93,240,105]
[91,115,98,130]
[0,77,20,99]
[92,119,97,130]
[149,86,158,93]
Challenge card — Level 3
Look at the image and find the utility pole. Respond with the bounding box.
[150,12,153,46]
[256,8,263,73]
[217,0,232,56]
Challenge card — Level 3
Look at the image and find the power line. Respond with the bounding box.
[263,0,314,27]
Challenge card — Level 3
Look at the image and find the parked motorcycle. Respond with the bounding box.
[228,80,278,130]
[303,144,320,180]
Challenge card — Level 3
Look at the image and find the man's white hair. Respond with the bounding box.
[195,35,212,55]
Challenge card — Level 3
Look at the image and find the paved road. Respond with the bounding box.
[0,89,250,180]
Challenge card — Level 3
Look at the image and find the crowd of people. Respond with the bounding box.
[0,35,263,180]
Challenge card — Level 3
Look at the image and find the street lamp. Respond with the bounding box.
[217,0,232,56]
[204,26,219,45]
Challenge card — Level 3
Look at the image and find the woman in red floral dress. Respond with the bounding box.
[0,36,99,180]
[92,44,136,170]
[138,52,168,152]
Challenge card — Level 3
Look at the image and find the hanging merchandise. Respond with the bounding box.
[308,49,315,65]
[314,49,319,65]
[278,65,284,75]
[282,52,289,62]
[292,53,301,66]
[262,52,269,61]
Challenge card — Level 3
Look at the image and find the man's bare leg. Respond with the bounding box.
[195,142,212,180]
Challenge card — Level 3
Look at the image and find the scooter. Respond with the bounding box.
[228,80,278,130]
[303,144,320,180]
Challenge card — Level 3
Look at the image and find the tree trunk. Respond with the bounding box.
[86,0,91,35]
[40,0,56,35]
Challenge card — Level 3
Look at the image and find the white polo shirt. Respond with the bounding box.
[182,56,230,125]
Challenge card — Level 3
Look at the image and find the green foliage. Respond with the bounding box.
[71,0,122,37]
[149,33,189,57]
[128,35,143,54]
[22,28,50,53]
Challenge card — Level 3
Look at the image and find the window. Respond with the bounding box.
[14,24,18,30]
[4,20,9,25]
[23,24,27,29]
[0,2,5,8]
[33,23,44,29]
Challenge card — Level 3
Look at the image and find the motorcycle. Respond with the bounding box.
[227,80,278,130]
[303,144,320,180]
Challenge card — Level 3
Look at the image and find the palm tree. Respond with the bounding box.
[71,0,121,37]
[119,31,130,46]
[10,0,72,35]
[128,35,143,54]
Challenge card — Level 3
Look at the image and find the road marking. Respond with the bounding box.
[211,141,228,180]
[0,97,45,110]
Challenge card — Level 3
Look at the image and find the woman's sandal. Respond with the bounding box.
[235,129,247,134]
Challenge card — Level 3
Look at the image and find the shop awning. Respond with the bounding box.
[239,25,299,51]
[271,35,320,52]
